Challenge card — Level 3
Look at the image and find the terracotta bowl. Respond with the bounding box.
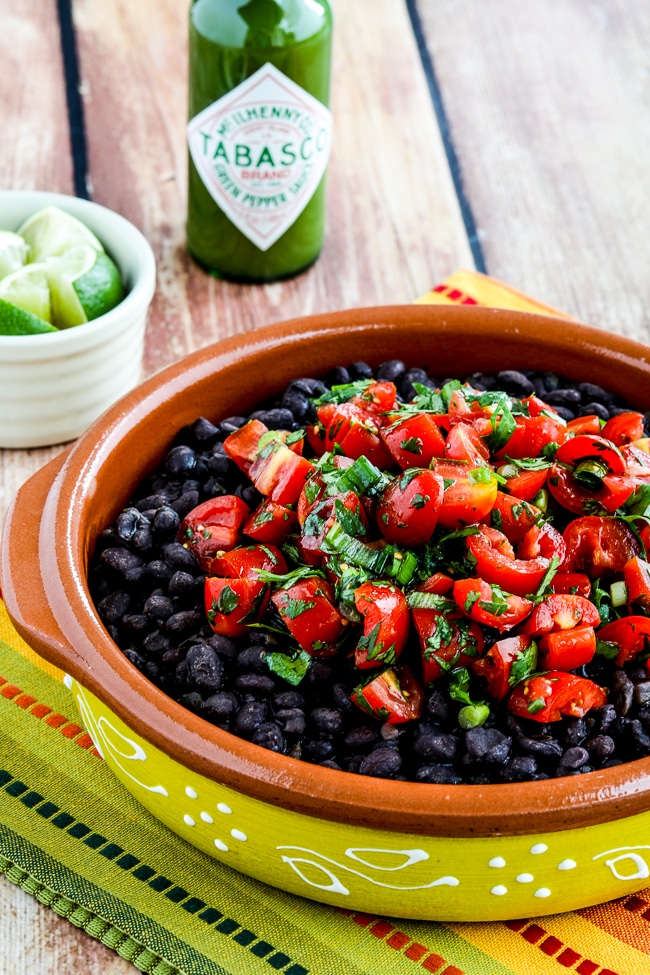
[5,304,650,922]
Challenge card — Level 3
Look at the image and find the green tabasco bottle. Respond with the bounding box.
[187,0,333,282]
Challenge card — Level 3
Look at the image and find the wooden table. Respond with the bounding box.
[2,0,649,969]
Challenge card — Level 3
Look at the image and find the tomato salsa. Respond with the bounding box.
[90,363,650,784]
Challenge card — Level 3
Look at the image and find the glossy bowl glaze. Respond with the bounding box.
[4,305,650,921]
[0,190,156,448]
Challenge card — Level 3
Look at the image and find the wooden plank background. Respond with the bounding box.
[2,0,650,970]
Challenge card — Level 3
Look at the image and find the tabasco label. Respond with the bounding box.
[187,63,332,251]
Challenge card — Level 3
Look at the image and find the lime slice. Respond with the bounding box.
[46,245,125,328]
[0,297,57,335]
[0,230,29,280]
[0,264,52,322]
[18,205,104,262]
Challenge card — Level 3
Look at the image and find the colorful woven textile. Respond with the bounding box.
[2,273,650,974]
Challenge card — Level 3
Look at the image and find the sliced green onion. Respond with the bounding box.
[406,591,456,611]
[610,580,628,607]
[573,458,609,491]
[391,549,419,585]
[531,488,548,513]
[458,704,490,729]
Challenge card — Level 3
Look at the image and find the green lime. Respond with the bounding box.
[0,297,57,335]
[0,231,29,280]
[46,245,125,328]
[18,205,104,262]
[0,264,52,322]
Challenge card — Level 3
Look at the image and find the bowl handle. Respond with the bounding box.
[1,450,84,672]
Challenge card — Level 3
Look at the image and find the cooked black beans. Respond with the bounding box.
[89,360,650,784]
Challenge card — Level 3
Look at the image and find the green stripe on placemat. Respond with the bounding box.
[0,631,517,975]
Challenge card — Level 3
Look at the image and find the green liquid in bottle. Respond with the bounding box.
[187,0,333,282]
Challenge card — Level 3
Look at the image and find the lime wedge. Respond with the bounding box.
[0,297,57,335]
[18,205,104,262]
[46,245,125,328]
[0,230,29,280]
[0,264,52,322]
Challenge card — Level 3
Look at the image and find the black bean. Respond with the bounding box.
[562,717,587,748]
[165,610,203,636]
[101,548,143,579]
[203,691,239,720]
[634,682,650,707]
[122,613,150,636]
[235,674,276,696]
[631,720,650,755]
[208,443,232,477]
[584,735,615,760]
[250,407,295,429]
[579,402,610,420]
[611,671,634,715]
[326,366,351,385]
[413,726,459,763]
[146,560,176,584]
[220,416,248,434]
[236,646,266,673]
[518,736,563,758]
[344,726,380,750]
[152,507,181,536]
[252,722,285,753]
[464,728,511,765]
[123,648,145,671]
[170,492,201,518]
[377,359,406,383]
[116,508,150,542]
[310,708,344,735]
[496,370,534,397]
[144,630,172,656]
[320,759,342,770]
[577,382,615,405]
[97,591,131,624]
[415,765,463,784]
[165,445,197,476]
[399,367,433,401]
[544,388,581,406]
[303,739,336,763]
[468,372,497,391]
[168,571,200,598]
[497,756,537,782]
[426,689,452,723]
[347,361,373,380]
[144,593,175,620]
[192,417,221,445]
[276,708,306,735]
[132,527,154,552]
[590,704,617,734]
[234,700,269,735]
[177,691,204,712]
[273,689,306,709]
[559,746,590,770]
[331,683,354,712]
[185,644,223,694]
[553,406,577,422]
[358,748,402,778]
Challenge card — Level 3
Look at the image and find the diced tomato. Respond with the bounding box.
[376,469,444,547]
[205,576,269,637]
[520,593,600,636]
[431,459,499,528]
[554,434,626,474]
[550,570,592,598]
[622,442,650,484]
[447,387,474,424]
[222,419,269,474]
[453,577,533,632]
[508,672,606,722]
[567,415,602,435]
[353,581,409,669]
[179,496,250,571]
[416,572,455,595]
[521,394,560,418]
[537,626,597,670]
[209,543,287,579]
[597,616,650,665]
[412,607,483,685]
[299,492,368,565]
[501,467,548,503]
[624,556,650,609]
[489,492,542,543]
[306,404,334,456]
[321,402,394,468]
[351,665,424,724]
[445,423,490,466]
[548,464,634,514]
[517,522,566,564]
[471,634,533,700]
[243,499,298,544]
[272,576,348,656]
[351,381,397,414]
[249,442,315,507]
[562,516,641,577]
[602,411,645,446]
[467,525,552,598]
[496,414,567,459]
[381,412,446,469]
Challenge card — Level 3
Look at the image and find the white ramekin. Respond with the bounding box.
[0,191,156,448]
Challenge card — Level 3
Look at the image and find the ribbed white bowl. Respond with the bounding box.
[0,191,156,448]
